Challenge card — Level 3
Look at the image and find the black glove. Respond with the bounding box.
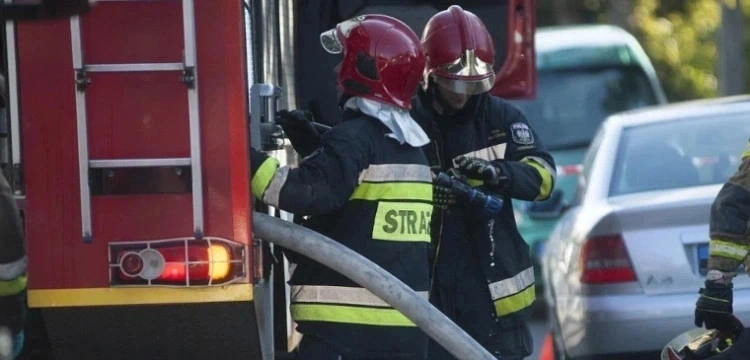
[455,156,508,186]
[276,109,321,158]
[432,170,459,209]
[695,279,734,331]
[433,169,504,216]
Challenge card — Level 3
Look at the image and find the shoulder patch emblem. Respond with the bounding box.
[510,122,534,145]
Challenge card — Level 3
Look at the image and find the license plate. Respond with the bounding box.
[698,244,709,276]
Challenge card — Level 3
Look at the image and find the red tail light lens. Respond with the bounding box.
[557,164,583,176]
[109,237,246,286]
[579,234,636,284]
[158,244,232,282]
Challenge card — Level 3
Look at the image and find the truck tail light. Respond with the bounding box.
[579,234,636,284]
[109,237,246,286]
[120,252,146,277]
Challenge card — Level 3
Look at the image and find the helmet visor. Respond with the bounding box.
[432,73,496,96]
[320,16,368,55]
[431,49,495,95]
[320,28,343,54]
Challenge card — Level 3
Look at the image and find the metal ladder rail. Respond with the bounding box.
[70,0,203,243]
[4,0,22,195]
[249,82,283,360]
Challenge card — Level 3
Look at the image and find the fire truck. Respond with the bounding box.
[0,1,536,359]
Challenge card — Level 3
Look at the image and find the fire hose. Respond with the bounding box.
[252,212,496,360]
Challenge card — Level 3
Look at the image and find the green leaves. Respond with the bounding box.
[631,0,721,101]
[537,0,748,101]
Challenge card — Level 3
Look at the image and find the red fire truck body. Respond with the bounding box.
[1,1,536,358]
[12,2,260,358]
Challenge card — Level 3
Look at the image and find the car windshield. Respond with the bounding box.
[511,66,658,150]
[610,114,750,196]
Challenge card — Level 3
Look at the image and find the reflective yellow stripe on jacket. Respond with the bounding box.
[521,156,555,200]
[350,164,433,243]
[290,285,428,326]
[710,239,749,262]
[0,274,27,297]
[489,266,536,317]
[251,157,281,201]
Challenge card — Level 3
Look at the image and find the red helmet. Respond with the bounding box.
[421,5,496,95]
[319,14,425,110]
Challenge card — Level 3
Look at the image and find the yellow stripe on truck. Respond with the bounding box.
[27,284,253,308]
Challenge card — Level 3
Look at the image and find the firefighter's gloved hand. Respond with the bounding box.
[433,170,504,216]
[695,277,734,331]
[432,170,458,209]
[276,109,321,158]
[434,169,481,203]
[454,156,508,186]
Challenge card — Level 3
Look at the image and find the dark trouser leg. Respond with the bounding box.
[296,335,344,360]
[463,259,533,359]
[464,314,533,360]
[428,259,533,360]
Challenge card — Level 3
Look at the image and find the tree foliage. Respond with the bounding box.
[536,0,747,101]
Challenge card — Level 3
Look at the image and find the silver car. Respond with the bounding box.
[538,95,750,359]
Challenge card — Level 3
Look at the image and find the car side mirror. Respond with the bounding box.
[525,189,568,220]
[0,0,94,21]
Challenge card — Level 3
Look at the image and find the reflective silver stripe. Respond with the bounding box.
[524,156,557,183]
[291,285,428,307]
[0,256,26,281]
[358,164,432,183]
[488,266,535,300]
[452,143,507,166]
[263,166,290,207]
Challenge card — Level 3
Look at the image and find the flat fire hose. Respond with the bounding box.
[252,212,496,360]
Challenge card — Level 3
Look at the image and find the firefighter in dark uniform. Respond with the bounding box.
[0,74,27,359]
[411,6,556,360]
[249,14,433,360]
[690,139,750,360]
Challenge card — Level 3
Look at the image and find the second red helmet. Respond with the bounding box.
[421,5,496,95]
